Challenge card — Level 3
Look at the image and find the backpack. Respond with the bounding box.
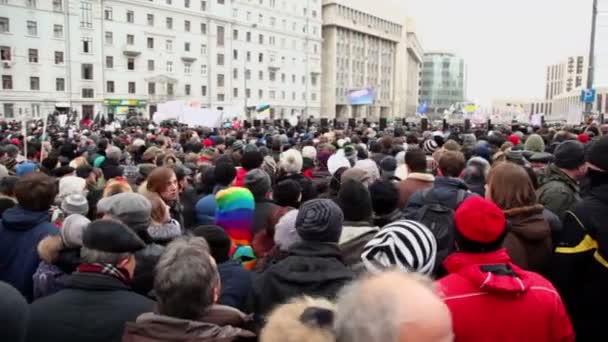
[405,189,467,274]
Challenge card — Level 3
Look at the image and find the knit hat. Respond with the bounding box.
[340,167,370,186]
[93,156,105,168]
[142,146,163,162]
[244,169,271,198]
[82,219,146,253]
[524,134,545,153]
[274,209,301,251]
[16,162,38,177]
[554,140,586,170]
[379,156,397,180]
[215,187,255,246]
[302,146,317,160]
[58,176,86,199]
[354,159,380,184]
[506,149,526,165]
[578,133,590,144]
[462,133,477,146]
[337,180,373,222]
[61,194,89,216]
[191,225,231,263]
[343,145,357,165]
[454,197,506,246]
[508,135,521,146]
[586,136,608,171]
[423,139,438,155]
[97,192,152,236]
[529,152,554,164]
[296,199,344,243]
[232,140,244,151]
[61,214,90,248]
[369,180,399,216]
[280,149,304,174]
[361,220,437,275]
[0,280,28,342]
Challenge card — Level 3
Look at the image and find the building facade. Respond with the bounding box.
[405,25,423,116]
[0,0,322,120]
[420,52,466,114]
[320,0,411,120]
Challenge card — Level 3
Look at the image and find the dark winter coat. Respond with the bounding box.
[276,173,317,203]
[537,164,581,221]
[251,199,279,237]
[132,244,165,297]
[26,273,155,342]
[195,185,228,225]
[397,173,435,209]
[250,241,354,319]
[218,261,252,313]
[180,186,201,231]
[0,206,58,301]
[405,176,476,211]
[100,158,123,180]
[32,235,81,300]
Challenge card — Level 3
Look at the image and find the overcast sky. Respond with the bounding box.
[405,0,595,105]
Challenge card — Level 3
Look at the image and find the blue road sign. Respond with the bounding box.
[581,89,597,103]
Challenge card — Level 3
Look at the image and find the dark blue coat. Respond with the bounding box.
[406,176,476,211]
[218,260,252,312]
[0,206,57,301]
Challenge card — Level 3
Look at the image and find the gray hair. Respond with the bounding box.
[80,247,129,265]
[154,236,218,320]
[106,146,122,161]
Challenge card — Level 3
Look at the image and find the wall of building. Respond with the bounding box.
[420,52,466,113]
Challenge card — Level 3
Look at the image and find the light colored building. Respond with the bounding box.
[545,55,587,101]
[0,0,322,120]
[405,20,423,116]
[321,0,411,120]
[420,52,466,114]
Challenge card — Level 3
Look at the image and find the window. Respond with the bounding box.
[233,68,238,79]
[201,85,207,96]
[258,89,263,98]
[53,24,63,38]
[217,26,225,46]
[105,31,113,45]
[167,83,174,95]
[30,77,40,90]
[217,93,225,101]
[148,82,155,95]
[0,46,9,61]
[127,58,135,70]
[246,32,251,42]
[217,74,224,87]
[54,51,64,64]
[217,0,224,4]
[258,70,263,80]
[81,63,93,79]
[201,1,207,11]
[184,42,190,51]
[166,61,173,72]
[246,51,251,62]
[27,21,37,36]
[106,81,114,93]
[166,0,172,4]
[184,20,190,32]
[27,0,36,8]
[166,40,173,51]
[217,53,224,65]
[245,69,251,80]
[291,74,296,83]
[147,37,154,49]
[2,75,12,89]
[269,70,276,81]
[258,53,263,62]
[53,0,63,11]
[269,90,275,99]
[80,1,92,28]
[184,0,190,7]
[258,34,264,44]
[281,73,285,82]
[201,64,207,75]
[106,56,114,68]
[82,88,94,97]
[3,104,14,118]
[0,18,8,33]
[128,81,136,94]
[104,7,113,20]
[246,88,251,98]
[184,62,191,73]
[233,87,238,98]
[127,11,134,23]
[200,44,207,54]
[166,17,173,29]
[185,84,191,95]
[28,49,38,63]
[233,49,238,60]
[147,14,154,26]
[82,38,92,53]
[148,59,154,71]
[127,34,134,45]
[201,23,207,34]
[233,29,239,40]
[56,78,65,91]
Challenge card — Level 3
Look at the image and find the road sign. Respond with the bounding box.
[581,89,597,103]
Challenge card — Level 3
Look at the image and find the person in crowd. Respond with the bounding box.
[537,140,586,220]
[251,199,354,321]
[102,178,133,198]
[0,175,18,216]
[337,180,379,269]
[361,220,437,275]
[244,169,279,239]
[191,225,252,312]
[16,161,39,177]
[0,173,58,301]
[145,166,184,230]
[462,156,490,197]
[277,149,317,202]
[397,148,435,209]
[144,192,182,245]
[33,214,90,299]
[27,220,155,342]
[195,161,237,224]
[260,296,336,342]
[437,197,574,342]
[369,180,403,227]
[486,162,557,273]
[99,146,123,180]
[174,164,199,230]
[122,236,255,342]
[551,136,608,341]
[273,179,302,208]
[524,133,546,153]
[0,280,29,342]
[335,271,453,342]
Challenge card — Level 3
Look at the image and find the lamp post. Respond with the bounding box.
[585,0,598,115]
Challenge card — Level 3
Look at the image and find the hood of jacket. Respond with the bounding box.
[434,176,470,191]
[2,206,52,231]
[339,223,379,245]
[147,220,182,244]
[503,204,551,242]
[406,172,435,183]
[443,249,531,296]
[540,164,579,191]
[37,235,63,264]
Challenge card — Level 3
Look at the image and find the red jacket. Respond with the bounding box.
[437,249,574,342]
[234,167,247,187]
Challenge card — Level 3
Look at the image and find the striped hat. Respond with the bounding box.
[215,187,255,247]
[423,139,438,155]
[361,220,437,275]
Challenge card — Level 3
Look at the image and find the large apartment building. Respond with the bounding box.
[0,0,322,120]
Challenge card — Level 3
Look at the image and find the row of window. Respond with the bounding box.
[335,4,401,35]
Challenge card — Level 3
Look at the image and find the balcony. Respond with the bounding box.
[122,45,141,57]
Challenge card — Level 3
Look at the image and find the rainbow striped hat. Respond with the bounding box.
[215,187,255,247]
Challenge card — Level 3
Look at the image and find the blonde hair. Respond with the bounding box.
[69,156,89,169]
[145,192,168,224]
[102,179,133,198]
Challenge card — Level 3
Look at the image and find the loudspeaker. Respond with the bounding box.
[421,118,428,132]
[333,119,337,128]
[274,119,281,127]
[379,118,387,130]
[442,119,448,131]
[349,118,356,129]
[363,118,369,125]
[244,120,251,129]
[465,119,471,132]
[320,118,328,128]
[253,120,261,127]
[402,118,407,126]
[487,119,493,131]
[284,119,290,128]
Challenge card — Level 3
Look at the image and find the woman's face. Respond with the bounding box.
[161,173,179,202]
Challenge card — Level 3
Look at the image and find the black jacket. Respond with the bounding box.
[27,272,155,342]
[252,199,280,236]
[276,173,317,203]
[250,241,354,320]
[99,158,123,180]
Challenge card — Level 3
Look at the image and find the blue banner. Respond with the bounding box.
[348,88,375,105]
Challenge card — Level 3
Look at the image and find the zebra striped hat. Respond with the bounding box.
[361,220,437,275]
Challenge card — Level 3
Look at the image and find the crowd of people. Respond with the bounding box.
[0,116,606,341]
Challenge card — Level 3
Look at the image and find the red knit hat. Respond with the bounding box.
[578,133,590,144]
[454,197,506,244]
[203,138,214,147]
[508,135,520,146]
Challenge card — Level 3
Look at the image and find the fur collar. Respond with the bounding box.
[503,204,544,218]
[407,173,435,182]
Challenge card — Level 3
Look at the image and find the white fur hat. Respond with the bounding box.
[280,149,304,174]
[302,146,317,160]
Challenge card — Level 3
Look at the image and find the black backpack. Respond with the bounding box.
[405,189,467,273]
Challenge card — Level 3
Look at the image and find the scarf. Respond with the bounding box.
[77,263,132,284]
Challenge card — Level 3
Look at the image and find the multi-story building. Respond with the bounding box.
[405,20,423,116]
[419,52,466,114]
[0,0,322,120]
[545,55,587,101]
[320,0,412,120]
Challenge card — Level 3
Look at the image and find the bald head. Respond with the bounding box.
[335,271,453,342]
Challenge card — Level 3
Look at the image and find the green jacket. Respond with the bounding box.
[536,164,581,220]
